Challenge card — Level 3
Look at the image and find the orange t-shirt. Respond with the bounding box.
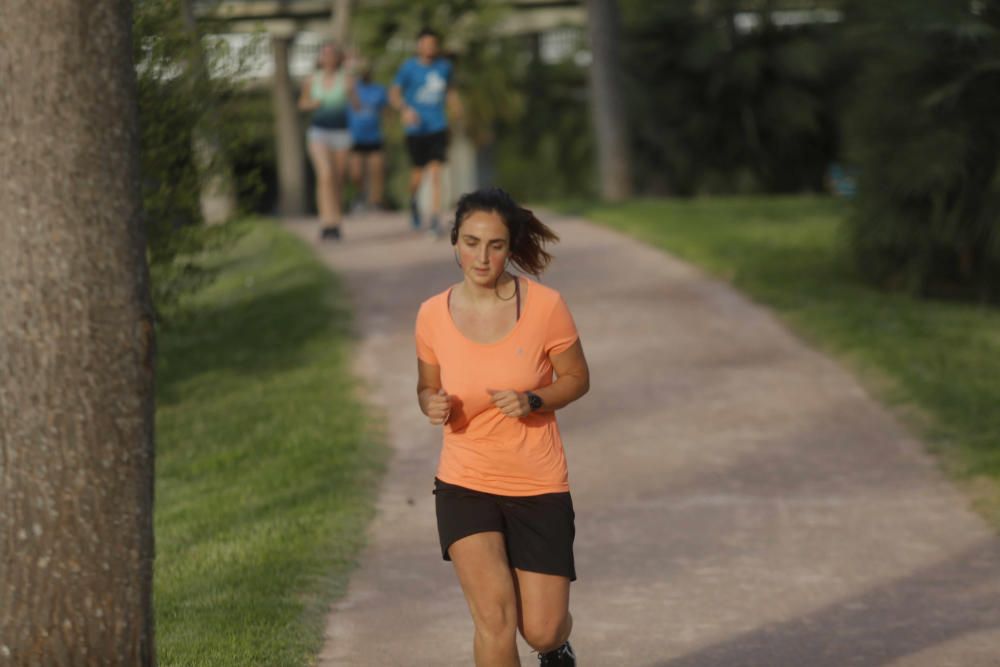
[415,278,579,496]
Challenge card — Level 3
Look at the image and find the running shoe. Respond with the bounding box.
[538,641,575,666]
[319,225,341,241]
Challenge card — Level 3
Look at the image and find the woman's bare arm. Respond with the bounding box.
[298,75,319,112]
[489,339,590,417]
[531,339,589,411]
[417,359,451,424]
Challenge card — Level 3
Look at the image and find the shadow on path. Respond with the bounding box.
[649,541,1000,667]
[158,274,353,407]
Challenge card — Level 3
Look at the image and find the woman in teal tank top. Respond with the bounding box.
[298,43,357,240]
[310,70,349,129]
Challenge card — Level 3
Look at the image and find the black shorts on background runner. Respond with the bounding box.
[433,477,577,581]
[352,141,383,154]
[406,130,449,167]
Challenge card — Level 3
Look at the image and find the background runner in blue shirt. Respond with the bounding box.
[348,61,388,210]
[390,27,462,235]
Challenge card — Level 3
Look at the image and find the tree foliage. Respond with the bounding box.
[349,0,571,201]
[620,0,848,195]
[493,53,596,200]
[353,0,525,146]
[134,0,257,317]
[843,0,1000,299]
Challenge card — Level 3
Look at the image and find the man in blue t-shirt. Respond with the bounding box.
[390,27,461,234]
[348,61,389,210]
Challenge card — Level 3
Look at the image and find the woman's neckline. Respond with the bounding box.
[318,70,342,86]
[446,276,529,347]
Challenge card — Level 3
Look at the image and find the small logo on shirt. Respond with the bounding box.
[516,347,524,356]
[415,71,446,105]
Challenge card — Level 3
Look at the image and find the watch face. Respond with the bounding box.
[528,392,543,411]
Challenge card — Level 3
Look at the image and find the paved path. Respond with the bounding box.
[286,211,1000,667]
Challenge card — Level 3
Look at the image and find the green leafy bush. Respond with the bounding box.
[134,0,261,317]
[493,55,596,201]
[844,1,1000,299]
[620,1,850,195]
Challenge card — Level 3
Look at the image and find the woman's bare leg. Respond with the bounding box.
[448,532,520,667]
[330,147,349,226]
[307,140,337,226]
[512,568,572,654]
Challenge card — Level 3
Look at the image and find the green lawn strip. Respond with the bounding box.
[154,219,387,666]
[562,196,1000,522]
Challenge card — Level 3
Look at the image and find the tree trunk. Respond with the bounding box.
[330,0,353,46]
[180,0,238,225]
[0,1,156,664]
[585,0,633,201]
[272,34,308,217]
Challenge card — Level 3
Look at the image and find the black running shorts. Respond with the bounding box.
[433,478,576,581]
[351,141,383,154]
[405,130,449,167]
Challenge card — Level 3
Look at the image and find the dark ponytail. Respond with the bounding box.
[450,188,559,276]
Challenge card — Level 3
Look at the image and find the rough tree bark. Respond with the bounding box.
[585,0,633,201]
[0,1,156,664]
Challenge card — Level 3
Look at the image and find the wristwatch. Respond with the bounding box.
[525,391,543,412]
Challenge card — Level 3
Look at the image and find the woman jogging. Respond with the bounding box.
[298,42,355,240]
[414,188,589,666]
[347,59,388,211]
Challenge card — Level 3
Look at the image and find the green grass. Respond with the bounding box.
[563,196,1000,520]
[154,220,386,666]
